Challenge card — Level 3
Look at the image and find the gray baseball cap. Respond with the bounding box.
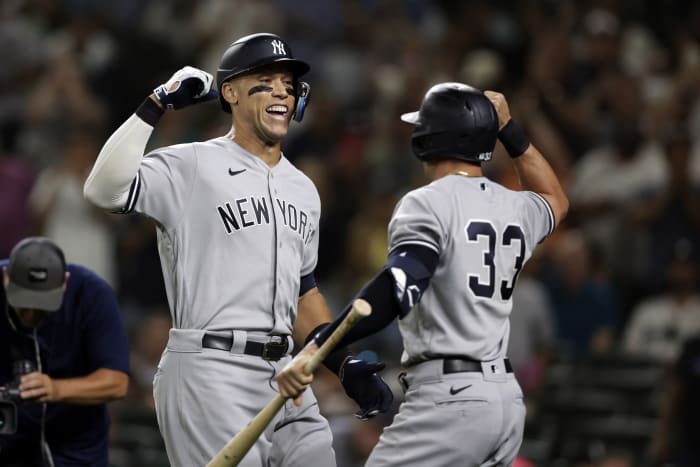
[5,237,66,311]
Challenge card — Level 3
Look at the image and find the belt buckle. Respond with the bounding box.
[261,343,273,361]
[261,336,286,361]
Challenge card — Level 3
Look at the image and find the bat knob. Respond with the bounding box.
[352,298,372,317]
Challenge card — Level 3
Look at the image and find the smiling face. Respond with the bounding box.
[222,63,297,148]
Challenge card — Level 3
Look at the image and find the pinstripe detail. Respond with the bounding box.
[121,173,141,214]
[391,240,439,255]
[529,192,555,239]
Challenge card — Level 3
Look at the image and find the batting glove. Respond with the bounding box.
[340,357,393,420]
[154,66,218,110]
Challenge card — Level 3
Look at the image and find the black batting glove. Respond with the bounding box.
[339,357,393,420]
[154,66,218,110]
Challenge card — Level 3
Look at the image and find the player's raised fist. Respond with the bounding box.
[484,90,511,131]
[153,66,219,110]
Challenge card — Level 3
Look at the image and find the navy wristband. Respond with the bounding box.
[135,96,165,126]
[499,119,530,158]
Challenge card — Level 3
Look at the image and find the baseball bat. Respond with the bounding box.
[206,298,372,467]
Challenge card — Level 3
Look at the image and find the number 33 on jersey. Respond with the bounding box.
[387,173,554,366]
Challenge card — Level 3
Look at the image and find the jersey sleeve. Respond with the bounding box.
[128,144,198,230]
[519,191,555,246]
[388,190,443,255]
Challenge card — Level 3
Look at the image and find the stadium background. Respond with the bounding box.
[2,0,700,465]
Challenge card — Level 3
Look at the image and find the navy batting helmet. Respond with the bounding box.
[217,33,310,120]
[401,83,498,163]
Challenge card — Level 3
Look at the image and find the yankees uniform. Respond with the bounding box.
[279,83,568,466]
[366,173,553,466]
[83,34,340,467]
[87,134,335,467]
[126,138,319,333]
[138,138,332,467]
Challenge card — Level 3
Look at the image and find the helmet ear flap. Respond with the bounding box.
[411,131,495,162]
[292,81,311,122]
[411,134,432,161]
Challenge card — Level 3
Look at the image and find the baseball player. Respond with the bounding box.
[277,83,569,466]
[83,33,392,467]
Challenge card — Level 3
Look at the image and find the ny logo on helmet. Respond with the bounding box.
[271,40,286,55]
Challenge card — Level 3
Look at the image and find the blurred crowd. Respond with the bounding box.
[3,0,700,466]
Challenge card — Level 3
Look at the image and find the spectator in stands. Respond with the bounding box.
[630,129,700,295]
[622,240,700,364]
[0,139,35,258]
[28,127,120,289]
[543,229,620,360]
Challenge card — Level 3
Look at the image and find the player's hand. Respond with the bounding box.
[340,357,393,420]
[153,66,219,110]
[19,372,57,403]
[276,341,318,406]
[484,90,511,131]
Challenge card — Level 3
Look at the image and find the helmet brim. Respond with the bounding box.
[400,111,420,125]
[218,57,310,87]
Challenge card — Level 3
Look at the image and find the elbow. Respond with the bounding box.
[108,372,129,401]
[112,377,129,400]
[559,194,570,222]
[83,178,123,211]
[83,179,105,208]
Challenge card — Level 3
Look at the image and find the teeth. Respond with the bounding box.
[266,105,288,113]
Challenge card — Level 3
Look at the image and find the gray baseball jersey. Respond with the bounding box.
[123,136,334,466]
[127,136,319,333]
[366,172,553,467]
[390,173,553,366]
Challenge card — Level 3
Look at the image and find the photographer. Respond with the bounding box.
[0,237,129,467]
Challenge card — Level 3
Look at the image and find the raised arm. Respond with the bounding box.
[83,67,218,211]
[485,90,569,228]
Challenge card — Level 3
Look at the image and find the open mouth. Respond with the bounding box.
[266,105,289,119]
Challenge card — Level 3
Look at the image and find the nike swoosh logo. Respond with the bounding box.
[228,168,247,176]
[449,384,472,395]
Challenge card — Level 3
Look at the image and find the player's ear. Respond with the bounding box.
[222,82,238,107]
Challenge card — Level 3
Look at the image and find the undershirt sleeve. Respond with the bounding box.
[83,113,155,211]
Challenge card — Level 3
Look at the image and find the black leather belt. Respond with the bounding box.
[443,358,513,374]
[201,333,289,361]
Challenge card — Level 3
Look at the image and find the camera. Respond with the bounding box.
[0,360,35,435]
